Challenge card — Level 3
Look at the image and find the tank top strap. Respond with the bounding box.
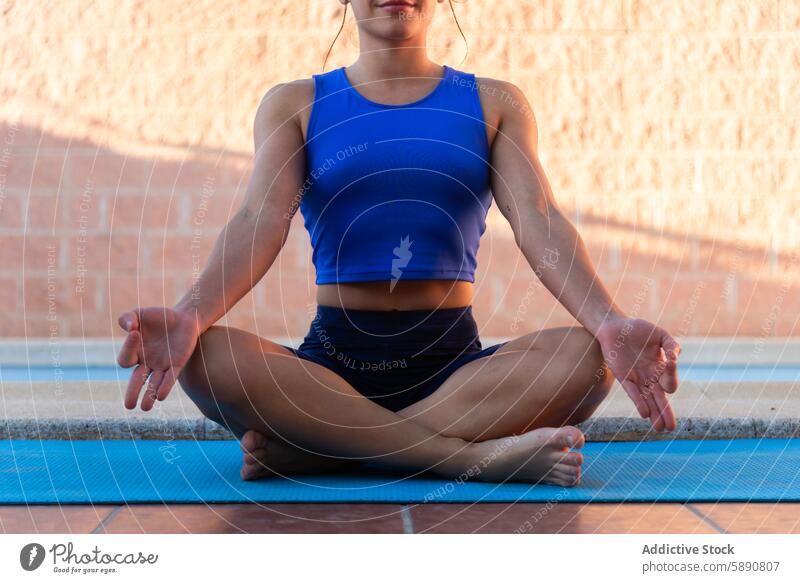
[307,68,351,141]
[312,67,350,98]
[433,67,489,150]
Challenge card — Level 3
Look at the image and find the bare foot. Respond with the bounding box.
[471,426,585,487]
[239,430,355,481]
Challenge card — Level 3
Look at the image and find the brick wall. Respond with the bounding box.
[1,0,798,340]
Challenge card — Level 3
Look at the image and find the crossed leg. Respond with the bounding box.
[178,325,613,486]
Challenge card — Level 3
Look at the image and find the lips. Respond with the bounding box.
[377,1,416,10]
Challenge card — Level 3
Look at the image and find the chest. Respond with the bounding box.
[305,107,489,196]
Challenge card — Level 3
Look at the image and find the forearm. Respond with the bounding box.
[518,209,625,336]
[174,209,286,332]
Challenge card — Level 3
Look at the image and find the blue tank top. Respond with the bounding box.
[301,65,491,285]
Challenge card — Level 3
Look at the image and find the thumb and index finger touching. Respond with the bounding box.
[116,310,142,368]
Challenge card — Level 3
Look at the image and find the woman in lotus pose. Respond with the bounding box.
[117,0,681,487]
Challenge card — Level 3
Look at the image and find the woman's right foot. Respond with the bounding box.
[470,426,585,487]
[239,430,355,481]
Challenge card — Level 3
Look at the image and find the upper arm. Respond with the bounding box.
[239,80,313,236]
[481,79,561,236]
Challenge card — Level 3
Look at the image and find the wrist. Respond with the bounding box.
[172,302,208,335]
[588,307,628,338]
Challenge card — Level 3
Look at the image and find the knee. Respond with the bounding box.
[179,326,235,403]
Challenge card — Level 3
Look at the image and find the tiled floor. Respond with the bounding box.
[2,503,798,534]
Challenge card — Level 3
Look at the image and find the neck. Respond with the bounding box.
[350,31,438,80]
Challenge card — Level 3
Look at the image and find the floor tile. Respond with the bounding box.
[410,503,718,534]
[100,504,407,533]
[0,505,115,534]
[690,503,800,534]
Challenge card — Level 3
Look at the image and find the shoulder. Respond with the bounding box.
[253,78,316,144]
[474,76,537,129]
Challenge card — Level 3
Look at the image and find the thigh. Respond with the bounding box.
[399,326,613,441]
[179,325,369,440]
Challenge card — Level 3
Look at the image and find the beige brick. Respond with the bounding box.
[188,33,266,73]
[661,156,701,193]
[626,114,665,150]
[108,33,184,82]
[781,0,800,30]
[6,153,68,190]
[512,35,590,71]
[589,35,665,71]
[305,1,349,31]
[628,0,707,31]
[702,156,778,194]
[110,194,182,233]
[106,275,177,314]
[662,74,704,112]
[777,116,800,150]
[622,156,662,190]
[705,114,745,151]
[268,33,330,81]
[76,0,156,32]
[25,194,64,230]
[586,71,625,110]
[550,72,589,112]
[741,36,798,71]
[779,157,800,193]
[70,154,151,190]
[748,75,781,111]
[552,0,626,31]
[457,0,549,33]
[704,0,780,31]
[783,75,800,111]
[664,115,704,151]
[0,195,23,229]
[671,35,742,70]
[0,276,19,309]
[744,116,780,151]
[460,36,511,74]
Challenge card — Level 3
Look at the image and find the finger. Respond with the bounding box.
[622,379,650,418]
[124,364,150,410]
[116,330,141,368]
[651,387,676,432]
[117,309,141,333]
[155,367,180,402]
[660,331,681,361]
[658,355,680,394]
[640,385,664,431]
[140,370,163,411]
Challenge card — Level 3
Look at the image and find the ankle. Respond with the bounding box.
[432,438,505,480]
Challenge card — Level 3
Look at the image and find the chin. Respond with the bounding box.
[365,20,421,40]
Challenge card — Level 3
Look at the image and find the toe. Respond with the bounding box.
[559,451,584,467]
[548,468,579,488]
[242,448,267,466]
[240,459,273,481]
[240,464,257,481]
[553,426,585,450]
[240,430,268,453]
[555,463,580,478]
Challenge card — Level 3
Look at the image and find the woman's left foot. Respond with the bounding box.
[239,430,355,480]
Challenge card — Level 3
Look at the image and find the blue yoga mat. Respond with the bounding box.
[1,439,798,504]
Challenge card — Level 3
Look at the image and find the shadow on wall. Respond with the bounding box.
[1,121,798,340]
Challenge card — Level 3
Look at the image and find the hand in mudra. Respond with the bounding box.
[116,307,200,411]
[596,317,681,431]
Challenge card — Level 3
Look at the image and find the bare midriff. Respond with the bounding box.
[316,280,473,311]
